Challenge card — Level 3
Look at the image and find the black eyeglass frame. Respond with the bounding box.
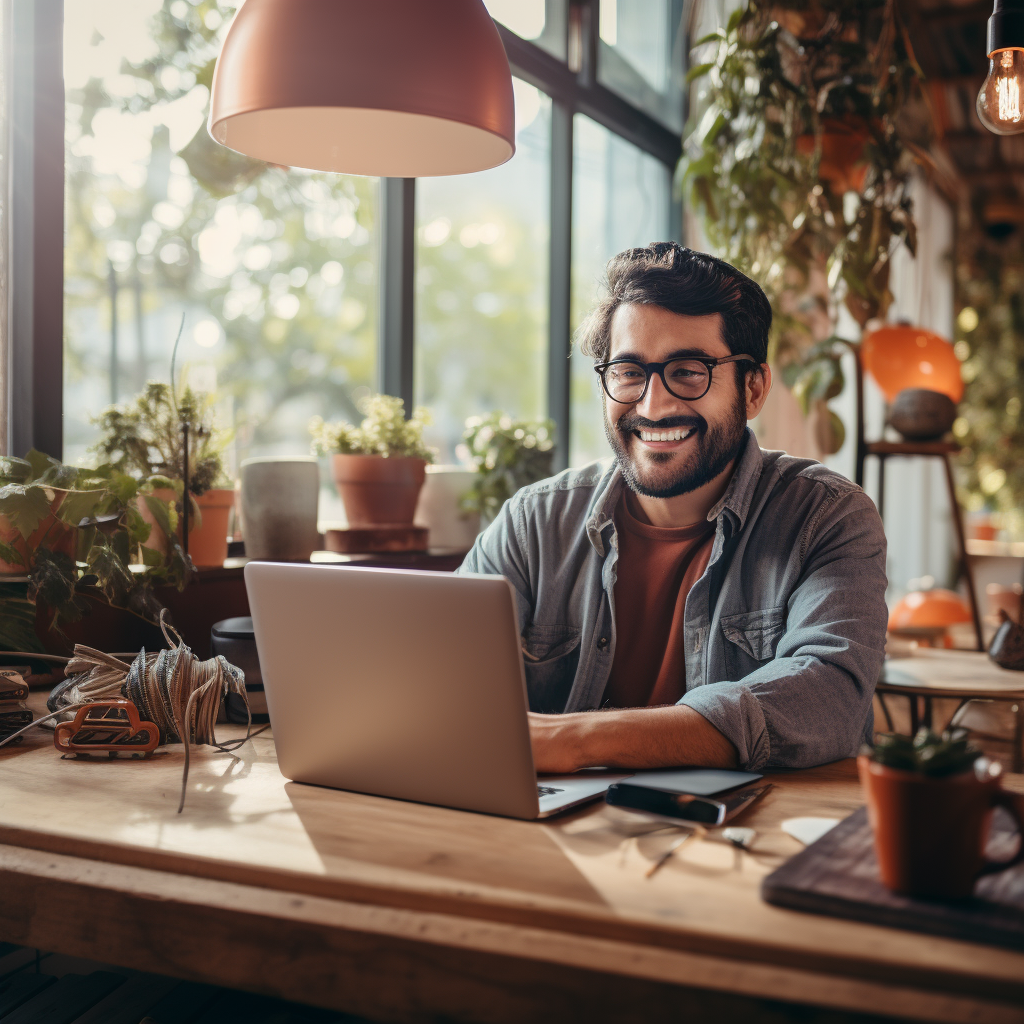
[593,353,760,404]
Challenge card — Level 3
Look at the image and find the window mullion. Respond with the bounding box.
[9,0,63,459]
[378,176,416,414]
[547,101,573,473]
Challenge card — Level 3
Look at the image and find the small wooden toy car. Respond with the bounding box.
[54,699,160,759]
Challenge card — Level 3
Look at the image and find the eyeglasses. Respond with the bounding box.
[594,354,758,405]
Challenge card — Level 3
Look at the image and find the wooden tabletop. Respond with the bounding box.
[2,694,1024,1024]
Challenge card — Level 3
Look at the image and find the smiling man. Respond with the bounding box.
[458,243,888,773]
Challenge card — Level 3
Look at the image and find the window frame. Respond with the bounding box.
[7,0,683,468]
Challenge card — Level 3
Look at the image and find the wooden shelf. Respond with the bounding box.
[865,440,960,456]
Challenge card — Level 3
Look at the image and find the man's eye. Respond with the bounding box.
[610,367,644,380]
[669,367,702,379]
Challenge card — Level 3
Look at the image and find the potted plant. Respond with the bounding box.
[0,451,192,651]
[682,0,929,453]
[461,413,555,524]
[858,729,1024,898]
[93,381,234,568]
[310,395,434,527]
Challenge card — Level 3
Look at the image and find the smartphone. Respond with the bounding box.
[606,781,772,825]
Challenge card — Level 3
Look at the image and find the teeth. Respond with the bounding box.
[639,428,693,442]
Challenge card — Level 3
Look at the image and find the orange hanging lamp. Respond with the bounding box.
[208,0,516,177]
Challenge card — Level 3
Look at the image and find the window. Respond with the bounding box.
[20,1,682,484]
[484,0,566,60]
[570,115,672,467]
[415,82,551,462]
[63,0,379,473]
[598,0,686,131]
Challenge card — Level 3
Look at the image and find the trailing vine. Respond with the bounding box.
[681,0,931,450]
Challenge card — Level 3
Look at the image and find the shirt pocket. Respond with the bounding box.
[720,606,786,675]
[521,623,582,714]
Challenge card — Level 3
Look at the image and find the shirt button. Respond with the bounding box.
[597,637,609,650]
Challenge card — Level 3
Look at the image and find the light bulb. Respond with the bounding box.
[977,47,1024,135]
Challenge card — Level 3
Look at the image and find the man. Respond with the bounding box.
[458,243,888,774]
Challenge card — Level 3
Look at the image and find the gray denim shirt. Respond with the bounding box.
[457,429,888,771]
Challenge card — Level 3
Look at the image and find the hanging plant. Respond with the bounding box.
[681,0,931,452]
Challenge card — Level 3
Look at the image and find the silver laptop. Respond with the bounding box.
[244,562,628,819]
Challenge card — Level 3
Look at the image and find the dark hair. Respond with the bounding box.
[576,242,772,368]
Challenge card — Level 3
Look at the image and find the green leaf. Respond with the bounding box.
[24,449,56,481]
[692,30,725,48]
[726,6,745,32]
[0,457,31,484]
[54,488,106,527]
[686,62,715,84]
[140,544,164,568]
[28,548,79,618]
[0,539,25,567]
[0,484,54,539]
[143,493,178,539]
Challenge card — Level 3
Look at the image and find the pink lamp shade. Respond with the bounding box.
[208,0,516,177]
[861,324,964,404]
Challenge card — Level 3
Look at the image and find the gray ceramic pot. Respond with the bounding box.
[240,456,320,561]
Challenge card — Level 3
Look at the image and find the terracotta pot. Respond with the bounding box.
[0,491,77,573]
[138,486,234,567]
[188,488,235,567]
[331,454,427,527]
[796,117,870,194]
[858,754,1024,898]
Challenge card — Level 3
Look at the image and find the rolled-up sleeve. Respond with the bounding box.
[679,492,888,771]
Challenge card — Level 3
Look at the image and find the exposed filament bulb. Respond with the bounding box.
[978,47,1024,135]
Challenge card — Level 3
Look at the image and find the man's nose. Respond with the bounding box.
[636,370,687,421]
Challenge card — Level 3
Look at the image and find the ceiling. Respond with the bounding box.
[904,0,1024,197]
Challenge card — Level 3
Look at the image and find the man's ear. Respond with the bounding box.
[745,365,772,419]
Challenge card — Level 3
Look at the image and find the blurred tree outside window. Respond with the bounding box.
[415,81,551,463]
[63,0,379,489]
[570,114,671,468]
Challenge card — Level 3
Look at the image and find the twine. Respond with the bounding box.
[5,613,256,813]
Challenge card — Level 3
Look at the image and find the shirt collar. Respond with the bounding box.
[585,428,764,554]
[706,428,763,531]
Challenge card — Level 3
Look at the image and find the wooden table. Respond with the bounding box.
[880,649,1024,771]
[2,695,1024,1024]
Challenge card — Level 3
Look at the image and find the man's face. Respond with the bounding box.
[602,304,750,499]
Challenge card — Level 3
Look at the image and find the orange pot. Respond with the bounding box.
[331,455,427,527]
[796,118,870,194]
[138,486,234,568]
[0,491,77,573]
[858,754,1024,898]
[188,488,234,567]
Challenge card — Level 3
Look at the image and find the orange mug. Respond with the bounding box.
[858,754,1024,899]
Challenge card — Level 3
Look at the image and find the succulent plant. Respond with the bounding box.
[865,728,981,778]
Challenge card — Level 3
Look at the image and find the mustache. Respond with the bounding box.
[616,413,705,433]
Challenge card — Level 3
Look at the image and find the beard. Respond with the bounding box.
[604,389,748,500]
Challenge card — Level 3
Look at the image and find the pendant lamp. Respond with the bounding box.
[208,0,516,177]
[860,324,964,404]
[977,0,1024,135]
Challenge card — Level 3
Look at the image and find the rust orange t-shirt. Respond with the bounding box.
[603,493,716,708]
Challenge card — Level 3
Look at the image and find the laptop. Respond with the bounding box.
[244,561,629,819]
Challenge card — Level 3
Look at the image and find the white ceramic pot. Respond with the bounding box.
[414,466,480,552]
[240,456,320,561]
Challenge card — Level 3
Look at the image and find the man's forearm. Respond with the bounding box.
[529,705,739,774]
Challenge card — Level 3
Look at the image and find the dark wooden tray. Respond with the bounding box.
[762,806,1024,950]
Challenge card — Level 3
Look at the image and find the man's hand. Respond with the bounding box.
[529,705,739,774]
